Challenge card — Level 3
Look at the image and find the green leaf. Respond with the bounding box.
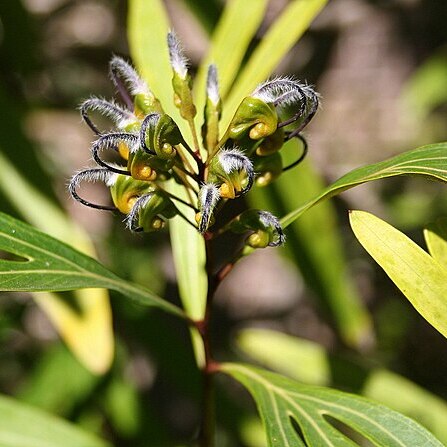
[221,363,443,447]
[235,329,447,444]
[194,0,268,114]
[363,369,447,445]
[19,345,98,414]
[128,0,208,366]
[249,141,373,349]
[0,151,114,374]
[424,218,447,268]
[222,0,328,130]
[0,212,185,318]
[282,142,447,228]
[127,0,173,117]
[0,394,110,447]
[349,210,447,339]
[182,0,221,34]
[236,328,331,386]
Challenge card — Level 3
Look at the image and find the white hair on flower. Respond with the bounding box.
[198,183,221,233]
[218,147,253,174]
[125,194,153,231]
[206,64,220,105]
[257,210,286,246]
[252,76,320,110]
[80,97,135,131]
[69,167,117,189]
[109,55,150,96]
[167,31,189,79]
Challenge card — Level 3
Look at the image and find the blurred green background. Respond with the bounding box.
[0,0,447,446]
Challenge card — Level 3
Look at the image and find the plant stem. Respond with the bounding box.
[196,236,221,447]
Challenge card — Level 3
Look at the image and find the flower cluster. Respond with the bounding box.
[69,32,319,248]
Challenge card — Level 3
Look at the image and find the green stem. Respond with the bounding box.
[196,236,220,447]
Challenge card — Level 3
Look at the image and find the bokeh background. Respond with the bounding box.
[1,0,447,446]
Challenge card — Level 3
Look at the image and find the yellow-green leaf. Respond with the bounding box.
[350,210,447,338]
[236,328,330,386]
[0,152,113,374]
[127,0,207,366]
[194,0,268,114]
[424,218,447,268]
[0,394,110,447]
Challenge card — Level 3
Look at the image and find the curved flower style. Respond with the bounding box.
[69,31,319,247]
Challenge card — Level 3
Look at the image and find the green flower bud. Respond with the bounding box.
[140,113,183,160]
[168,31,197,120]
[202,64,222,152]
[228,209,285,247]
[225,97,278,141]
[126,191,178,232]
[109,174,154,214]
[207,148,254,199]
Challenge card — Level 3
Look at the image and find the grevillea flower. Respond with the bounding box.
[69,32,319,247]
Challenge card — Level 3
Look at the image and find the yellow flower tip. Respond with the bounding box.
[249,122,270,140]
[162,143,176,157]
[219,183,235,199]
[118,142,130,160]
[151,217,165,230]
[247,231,270,249]
[118,195,138,214]
[132,165,157,182]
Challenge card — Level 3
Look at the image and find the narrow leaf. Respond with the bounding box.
[282,143,447,227]
[0,212,185,318]
[236,328,330,386]
[350,210,447,338]
[221,363,443,447]
[0,394,110,447]
[424,218,447,268]
[222,0,328,130]
[194,0,268,115]
[127,0,208,365]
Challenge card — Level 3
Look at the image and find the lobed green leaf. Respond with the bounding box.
[222,362,444,447]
